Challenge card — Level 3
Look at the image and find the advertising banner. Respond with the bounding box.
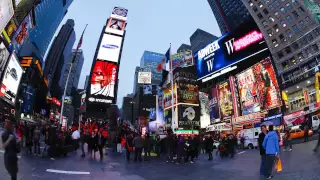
[0,42,10,79]
[2,17,17,42]
[171,50,193,70]
[0,0,14,32]
[163,84,177,109]
[199,92,210,129]
[194,22,267,81]
[252,57,282,110]
[178,105,200,129]
[22,85,35,114]
[236,68,261,115]
[177,83,198,104]
[111,7,128,21]
[80,93,86,113]
[11,13,33,53]
[143,85,152,95]
[105,17,126,36]
[0,53,23,105]
[209,87,220,122]
[138,72,152,84]
[97,34,122,63]
[229,76,241,117]
[218,81,233,123]
[89,61,117,104]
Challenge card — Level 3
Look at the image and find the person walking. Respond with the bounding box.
[143,134,152,161]
[2,119,20,180]
[205,135,214,161]
[79,130,86,157]
[263,125,280,179]
[97,131,105,160]
[165,133,175,163]
[283,129,292,151]
[176,136,185,164]
[33,126,41,156]
[258,125,267,176]
[185,136,195,163]
[133,134,143,162]
[116,134,122,153]
[227,135,235,158]
[125,134,133,162]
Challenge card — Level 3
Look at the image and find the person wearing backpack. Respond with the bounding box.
[2,119,20,180]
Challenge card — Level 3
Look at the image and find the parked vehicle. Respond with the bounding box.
[289,129,313,139]
[312,115,320,131]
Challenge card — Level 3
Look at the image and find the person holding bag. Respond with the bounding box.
[262,125,280,179]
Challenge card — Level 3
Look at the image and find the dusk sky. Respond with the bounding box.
[51,0,221,106]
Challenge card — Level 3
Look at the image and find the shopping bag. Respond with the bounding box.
[276,158,282,172]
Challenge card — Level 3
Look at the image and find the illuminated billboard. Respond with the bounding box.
[0,42,10,79]
[89,61,117,104]
[218,81,233,123]
[0,0,14,32]
[2,17,17,43]
[195,22,268,81]
[11,13,34,53]
[105,17,126,36]
[171,50,193,70]
[111,7,128,21]
[96,34,122,63]
[0,53,23,105]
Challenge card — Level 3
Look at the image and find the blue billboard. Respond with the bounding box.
[195,23,268,81]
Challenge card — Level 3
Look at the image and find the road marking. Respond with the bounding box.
[237,151,246,155]
[0,150,21,158]
[46,169,90,175]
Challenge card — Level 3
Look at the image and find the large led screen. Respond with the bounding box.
[111,7,128,21]
[11,13,33,53]
[105,17,126,36]
[90,61,117,98]
[0,0,14,32]
[97,34,122,63]
[218,81,233,123]
[0,53,23,105]
[0,42,10,79]
[194,22,268,81]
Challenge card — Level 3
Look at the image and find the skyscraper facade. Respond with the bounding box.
[133,66,144,94]
[27,0,73,60]
[44,19,76,98]
[208,0,253,34]
[241,0,320,113]
[59,49,84,96]
[190,29,218,54]
[177,44,191,52]
[140,51,164,85]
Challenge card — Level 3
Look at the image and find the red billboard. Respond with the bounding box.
[90,61,117,103]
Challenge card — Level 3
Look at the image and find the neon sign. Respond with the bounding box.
[234,31,263,51]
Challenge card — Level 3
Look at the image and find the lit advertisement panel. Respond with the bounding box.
[199,92,210,129]
[209,87,220,123]
[0,42,10,79]
[177,83,198,104]
[194,22,268,81]
[89,61,117,104]
[218,81,233,123]
[163,84,177,109]
[111,7,128,21]
[0,53,23,105]
[2,17,17,42]
[11,13,33,53]
[178,105,200,129]
[105,17,125,36]
[252,57,282,110]
[236,68,261,115]
[96,34,122,63]
[0,0,14,32]
[171,50,193,70]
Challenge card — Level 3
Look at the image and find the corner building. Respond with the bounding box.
[241,0,320,115]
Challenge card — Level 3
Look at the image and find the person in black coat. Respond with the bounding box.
[96,131,105,160]
[205,135,214,161]
[185,136,195,163]
[227,135,235,158]
[258,125,267,176]
[125,134,134,161]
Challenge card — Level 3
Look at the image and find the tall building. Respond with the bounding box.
[26,0,73,60]
[59,49,84,96]
[121,94,133,121]
[84,75,90,90]
[44,19,76,98]
[208,0,253,34]
[241,0,320,114]
[133,66,144,94]
[177,44,191,52]
[140,51,164,85]
[190,29,218,53]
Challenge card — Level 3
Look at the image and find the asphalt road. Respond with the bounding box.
[0,139,319,180]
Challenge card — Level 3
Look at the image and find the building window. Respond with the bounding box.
[275,12,280,18]
[286,15,293,24]
[273,24,279,32]
[258,2,263,8]
[249,0,254,6]
[293,25,299,33]
[292,11,299,18]
[268,4,275,11]
[274,0,281,7]
[299,20,305,28]
[263,8,269,15]
[262,20,268,27]
[269,16,275,22]
[286,29,293,37]
[285,46,292,54]
[280,20,287,27]
[272,39,279,47]
[278,51,284,58]
[298,7,305,13]
[292,42,299,50]
[291,0,297,5]
[253,6,258,12]
[297,52,304,61]
[312,44,319,52]
[286,3,293,10]
[257,13,263,19]
[279,34,286,42]
[264,0,270,4]
[280,7,286,14]
[305,16,311,23]
[267,29,273,36]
